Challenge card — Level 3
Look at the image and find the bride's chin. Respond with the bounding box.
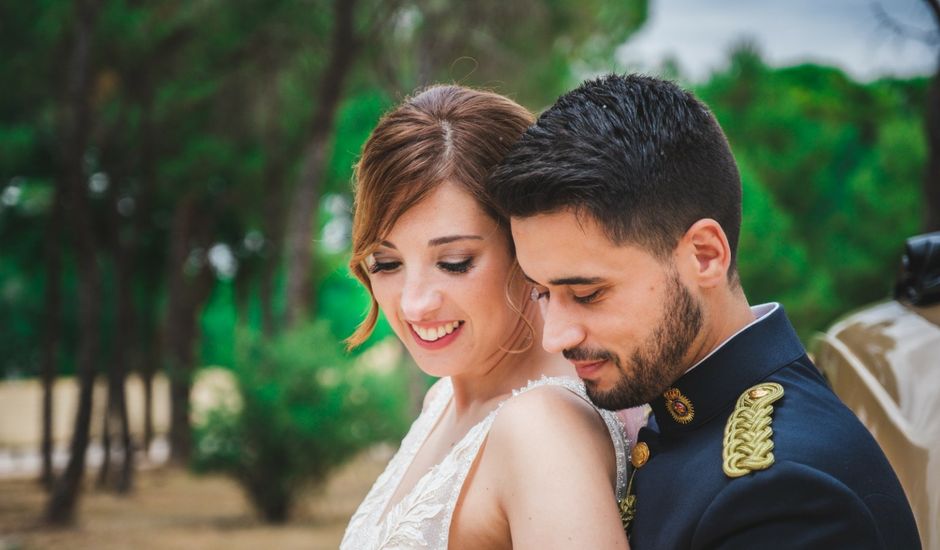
[411,359,464,379]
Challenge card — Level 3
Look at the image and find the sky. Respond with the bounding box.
[617,0,938,82]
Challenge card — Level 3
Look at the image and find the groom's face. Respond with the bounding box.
[512,209,704,409]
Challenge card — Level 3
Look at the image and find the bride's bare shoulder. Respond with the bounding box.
[478,382,628,548]
[489,382,612,453]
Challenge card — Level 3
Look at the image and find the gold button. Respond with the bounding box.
[631,442,650,468]
[749,388,769,399]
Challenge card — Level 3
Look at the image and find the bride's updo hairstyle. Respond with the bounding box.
[346,85,534,349]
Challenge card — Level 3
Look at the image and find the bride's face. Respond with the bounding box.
[367,181,525,378]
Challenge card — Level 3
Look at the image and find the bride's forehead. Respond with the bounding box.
[385,189,498,239]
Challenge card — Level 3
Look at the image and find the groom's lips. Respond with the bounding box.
[572,360,607,379]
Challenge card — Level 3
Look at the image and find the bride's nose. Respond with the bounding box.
[400,271,444,320]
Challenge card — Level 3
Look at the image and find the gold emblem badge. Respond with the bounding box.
[722,382,785,478]
[631,442,650,468]
[663,387,694,424]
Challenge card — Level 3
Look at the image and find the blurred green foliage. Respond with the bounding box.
[695,45,928,336]
[192,322,409,522]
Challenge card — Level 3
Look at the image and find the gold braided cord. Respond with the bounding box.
[619,494,637,532]
[619,468,638,534]
[722,383,784,478]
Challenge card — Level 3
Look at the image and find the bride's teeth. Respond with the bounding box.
[410,321,461,342]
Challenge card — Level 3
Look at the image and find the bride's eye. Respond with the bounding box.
[438,257,474,274]
[368,260,402,274]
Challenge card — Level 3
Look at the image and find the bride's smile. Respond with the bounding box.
[408,320,463,345]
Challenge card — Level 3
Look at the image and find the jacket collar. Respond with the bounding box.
[648,304,805,436]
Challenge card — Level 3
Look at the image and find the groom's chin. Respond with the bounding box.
[584,379,645,411]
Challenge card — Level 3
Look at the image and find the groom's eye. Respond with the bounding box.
[573,288,602,304]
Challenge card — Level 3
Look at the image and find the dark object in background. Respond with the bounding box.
[894,232,940,306]
[814,231,940,549]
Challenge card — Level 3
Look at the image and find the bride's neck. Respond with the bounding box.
[448,342,572,417]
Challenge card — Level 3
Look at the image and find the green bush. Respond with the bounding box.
[192,322,409,523]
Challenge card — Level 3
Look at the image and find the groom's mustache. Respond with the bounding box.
[563,347,615,363]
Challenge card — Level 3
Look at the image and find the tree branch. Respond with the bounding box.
[871,1,940,45]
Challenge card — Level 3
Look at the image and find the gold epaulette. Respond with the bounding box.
[722,382,784,478]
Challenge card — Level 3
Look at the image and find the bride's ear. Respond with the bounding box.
[677,218,732,289]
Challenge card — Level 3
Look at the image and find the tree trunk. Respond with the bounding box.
[260,174,285,335]
[45,0,102,526]
[97,241,136,493]
[102,145,141,492]
[165,268,215,465]
[40,185,64,490]
[138,293,162,460]
[141,326,159,457]
[164,197,197,465]
[283,0,359,327]
[164,195,217,465]
[136,84,159,460]
[96,410,111,488]
[260,71,287,337]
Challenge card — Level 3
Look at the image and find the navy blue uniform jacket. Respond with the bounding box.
[629,305,920,549]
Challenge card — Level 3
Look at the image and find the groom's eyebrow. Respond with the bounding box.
[549,276,604,286]
[523,273,603,286]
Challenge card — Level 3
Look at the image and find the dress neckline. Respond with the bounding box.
[374,375,608,529]
[340,374,630,550]
[373,377,455,527]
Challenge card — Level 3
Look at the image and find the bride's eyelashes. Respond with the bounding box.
[367,257,475,275]
[368,260,401,274]
[437,257,474,274]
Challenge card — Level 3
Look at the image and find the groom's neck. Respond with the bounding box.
[684,287,755,371]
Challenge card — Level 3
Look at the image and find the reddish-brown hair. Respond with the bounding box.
[346,85,534,348]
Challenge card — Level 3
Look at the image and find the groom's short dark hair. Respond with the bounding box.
[488,74,742,267]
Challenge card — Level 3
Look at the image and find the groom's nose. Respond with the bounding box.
[541,305,585,354]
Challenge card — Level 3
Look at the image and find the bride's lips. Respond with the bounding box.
[407,321,464,350]
[572,360,608,379]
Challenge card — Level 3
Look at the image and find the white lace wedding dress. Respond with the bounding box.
[340,376,630,549]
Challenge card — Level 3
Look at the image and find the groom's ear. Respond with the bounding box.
[677,218,731,289]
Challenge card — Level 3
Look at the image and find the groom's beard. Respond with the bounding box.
[566,276,703,410]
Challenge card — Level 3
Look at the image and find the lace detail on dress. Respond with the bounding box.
[340,376,631,549]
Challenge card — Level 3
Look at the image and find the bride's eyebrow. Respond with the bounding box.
[428,235,483,247]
